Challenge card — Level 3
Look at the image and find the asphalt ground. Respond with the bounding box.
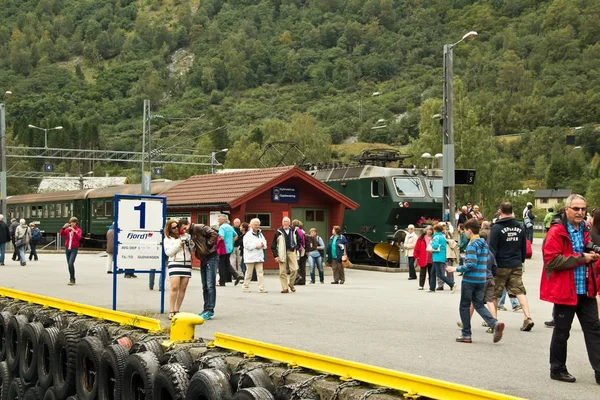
[1,241,598,400]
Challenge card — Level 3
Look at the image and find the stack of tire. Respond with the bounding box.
[0,299,281,400]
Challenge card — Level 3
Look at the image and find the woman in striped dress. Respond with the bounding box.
[163,219,192,319]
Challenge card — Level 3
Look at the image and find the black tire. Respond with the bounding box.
[87,325,111,347]
[24,386,44,400]
[0,312,12,362]
[6,315,28,372]
[159,350,194,375]
[185,369,232,400]
[19,322,43,383]
[233,387,275,400]
[230,369,275,394]
[76,336,104,400]
[42,387,55,400]
[98,344,129,400]
[190,356,230,378]
[0,361,12,400]
[6,378,25,400]
[52,329,81,399]
[152,363,189,400]
[122,352,159,400]
[135,340,164,357]
[37,328,59,390]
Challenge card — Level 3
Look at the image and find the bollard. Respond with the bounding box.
[167,312,204,343]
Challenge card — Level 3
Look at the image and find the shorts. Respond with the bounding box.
[484,278,495,303]
[494,267,526,298]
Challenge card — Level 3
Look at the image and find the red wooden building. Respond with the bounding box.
[159,166,358,269]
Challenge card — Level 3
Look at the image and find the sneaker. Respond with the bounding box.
[310,281,315,284]
[234,276,241,286]
[456,321,463,328]
[498,306,507,311]
[281,289,289,293]
[259,289,268,293]
[486,327,494,334]
[67,280,75,286]
[456,336,472,343]
[320,281,324,284]
[436,287,444,291]
[493,322,505,343]
[339,281,344,285]
[203,311,214,320]
[289,286,296,292]
[544,320,555,328]
[521,318,534,332]
[427,290,435,293]
[242,288,250,293]
[198,311,207,318]
[482,322,489,327]
[513,305,523,312]
[418,286,424,290]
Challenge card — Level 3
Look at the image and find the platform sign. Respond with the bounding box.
[113,194,167,313]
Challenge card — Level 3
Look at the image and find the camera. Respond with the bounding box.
[584,242,600,254]
[183,238,191,247]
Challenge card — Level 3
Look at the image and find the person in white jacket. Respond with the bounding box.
[403,224,418,280]
[163,219,192,319]
[242,218,268,293]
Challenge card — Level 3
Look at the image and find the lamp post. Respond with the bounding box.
[442,31,477,226]
[421,152,444,169]
[210,148,229,174]
[27,124,63,149]
[1,91,13,217]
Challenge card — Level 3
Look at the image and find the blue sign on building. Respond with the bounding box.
[272,186,299,203]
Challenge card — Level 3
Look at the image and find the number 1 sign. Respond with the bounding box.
[113,194,167,313]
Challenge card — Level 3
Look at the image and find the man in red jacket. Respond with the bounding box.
[60,217,82,286]
[541,194,600,383]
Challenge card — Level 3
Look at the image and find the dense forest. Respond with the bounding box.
[0,0,599,215]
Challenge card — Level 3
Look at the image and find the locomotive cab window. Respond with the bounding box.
[371,179,387,197]
[393,178,424,197]
[425,179,443,198]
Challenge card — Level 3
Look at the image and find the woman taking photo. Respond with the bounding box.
[413,225,433,290]
[327,225,348,284]
[163,219,192,319]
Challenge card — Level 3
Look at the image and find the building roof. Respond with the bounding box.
[534,189,572,199]
[38,177,130,192]
[159,166,359,210]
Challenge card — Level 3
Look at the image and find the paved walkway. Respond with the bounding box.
[1,242,598,399]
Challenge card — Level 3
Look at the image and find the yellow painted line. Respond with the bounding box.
[0,287,162,333]
[213,333,526,400]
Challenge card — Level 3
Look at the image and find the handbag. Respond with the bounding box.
[14,236,26,248]
[426,243,440,253]
[341,250,353,268]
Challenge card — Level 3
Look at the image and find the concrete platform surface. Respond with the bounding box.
[1,242,597,400]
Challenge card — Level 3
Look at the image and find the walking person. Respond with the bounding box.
[271,217,300,293]
[217,214,241,286]
[28,222,40,261]
[106,224,114,273]
[447,219,505,343]
[14,219,30,266]
[327,225,348,285]
[429,223,456,293]
[404,224,418,280]
[523,202,535,243]
[188,222,219,320]
[306,228,325,284]
[230,218,243,274]
[293,220,307,285]
[541,194,600,383]
[239,222,249,276]
[60,217,82,285]
[0,215,10,265]
[163,219,192,320]
[414,226,433,290]
[9,218,19,262]
[242,218,268,293]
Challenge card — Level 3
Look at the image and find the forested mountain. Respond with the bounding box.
[0,0,599,214]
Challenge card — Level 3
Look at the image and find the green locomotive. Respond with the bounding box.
[6,181,179,244]
[305,150,443,264]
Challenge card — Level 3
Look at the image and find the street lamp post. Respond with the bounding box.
[27,124,63,149]
[210,148,229,174]
[442,31,477,227]
[1,91,12,217]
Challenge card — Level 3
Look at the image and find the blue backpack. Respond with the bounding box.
[31,228,41,242]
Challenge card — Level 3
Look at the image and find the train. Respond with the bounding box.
[304,149,443,265]
[6,181,180,245]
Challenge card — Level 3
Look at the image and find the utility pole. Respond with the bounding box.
[0,104,6,217]
[141,100,151,195]
[442,44,455,227]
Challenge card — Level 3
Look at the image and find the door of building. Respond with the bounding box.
[291,208,328,241]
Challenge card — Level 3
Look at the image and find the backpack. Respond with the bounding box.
[31,228,41,243]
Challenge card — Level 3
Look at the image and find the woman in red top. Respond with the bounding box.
[60,217,82,286]
[413,225,433,290]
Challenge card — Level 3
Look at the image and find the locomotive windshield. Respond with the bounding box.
[425,179,443,198]
[392,178,425,197]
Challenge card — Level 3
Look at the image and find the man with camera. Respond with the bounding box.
[541,194,600,384]
[60,217,82,285]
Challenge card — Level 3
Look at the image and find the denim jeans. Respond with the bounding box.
[148,269,164,290]
[18,246,26,264]
[459,281,497,337]
[430,262,454,290]
[65,248,78,281]
[308,255,324,283]
[0,242,5,264]
[29,243,38,260]
[498,287,519,308]
[201,256,218,313]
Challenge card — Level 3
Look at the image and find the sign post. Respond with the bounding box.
[113,194,166,313]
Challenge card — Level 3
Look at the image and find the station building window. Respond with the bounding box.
[196,214,208,225]
[305,210,325,222]
[245,213,271,229]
